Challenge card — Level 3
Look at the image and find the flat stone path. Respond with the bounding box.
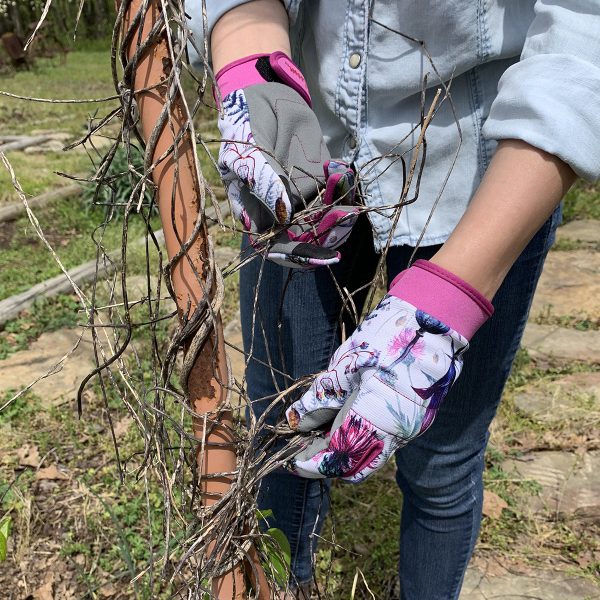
[460,566,600,600]
[514,371,600,423]
[503,451,600,522]
[556,219,599,246]
[0,329,95,405]
[521,323,600,364]
[530,249,600,319]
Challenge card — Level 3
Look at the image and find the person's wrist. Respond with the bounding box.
[388,260,494,339]
[215,51,311,106]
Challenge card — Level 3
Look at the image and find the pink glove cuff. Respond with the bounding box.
[215,51,312,106]
[388,260,494,339]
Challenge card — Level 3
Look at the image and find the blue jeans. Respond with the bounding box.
[240,209,560,598]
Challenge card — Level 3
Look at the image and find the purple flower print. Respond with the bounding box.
[315,413,384,478]
[412,344,459,433]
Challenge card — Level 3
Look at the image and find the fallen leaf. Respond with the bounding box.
[482,490,508,519]
[73,554,86,566]
[36,465,69,481]
[33,575,54,600]
[99,582,119,597]
[17,444,40,468]
[576,550,597,568]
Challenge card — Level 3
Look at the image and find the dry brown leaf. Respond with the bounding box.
[32,575,54,600]
[482,490,508,519]
[17,444,41,468]
[36,465,69,481]
[99,582,119,597]
[576,550,597,568]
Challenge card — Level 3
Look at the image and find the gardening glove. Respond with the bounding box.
[285,260,494,483]
[216,52,359,267]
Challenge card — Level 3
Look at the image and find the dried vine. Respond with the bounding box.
[0,1,462,597]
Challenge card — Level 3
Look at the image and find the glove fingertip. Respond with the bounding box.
[285,404,302,430]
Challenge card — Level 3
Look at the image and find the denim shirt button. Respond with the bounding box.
[349,53,362,68]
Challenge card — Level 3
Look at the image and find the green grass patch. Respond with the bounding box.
[0,294,80,359]
[0,42,115,136]
[315,464,402,598]
[0,195,161,299]
[563,181,600,222]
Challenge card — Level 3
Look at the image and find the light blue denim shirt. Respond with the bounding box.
[188,1,600,249]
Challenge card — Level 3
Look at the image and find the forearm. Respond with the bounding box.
[430,139,576,300]
[211,0,291,73]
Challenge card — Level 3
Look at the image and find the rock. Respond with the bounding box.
[556,219,600,246]
[24,139,65,153]
[521,323,600,364]
[502,451,600,522]
[514,371,600,423]
[29,130,72,141]
[0,328,96,404]
[530,250,600,320]
[460,565,600,599]
[71,134,114,152]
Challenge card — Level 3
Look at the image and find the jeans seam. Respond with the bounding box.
[290,479,310,578]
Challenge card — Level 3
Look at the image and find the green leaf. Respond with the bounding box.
[0,516,11,562]
[262,527,291,587]
[256,508,273,522]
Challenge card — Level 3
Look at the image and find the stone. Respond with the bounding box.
[502,451,600,522]
[460,565,600,599]
[514,371,600,423]
[29,130,72,141]
[0,328,96,404]
[521,323,600,364]
[556,219,599,246]
[530,250,600,320]
[24,139,65,153]
[70,134,114,152]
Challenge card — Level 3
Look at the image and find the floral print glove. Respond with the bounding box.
[216,52,359,268]
[285,260,494,483]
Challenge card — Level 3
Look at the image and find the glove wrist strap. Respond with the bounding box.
[215,51,312,106]
[389,260,494,339]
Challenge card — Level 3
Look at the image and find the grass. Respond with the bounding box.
[0,39,117,203]
[0,40,116,136]
[0,195,162,299]
[563,181,600,223]
[0,294,80,359]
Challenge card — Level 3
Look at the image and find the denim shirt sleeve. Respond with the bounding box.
[482,0,600,181]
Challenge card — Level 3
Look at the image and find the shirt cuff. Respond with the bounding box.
[483,54,600,182]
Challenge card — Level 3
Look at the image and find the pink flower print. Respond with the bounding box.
[388,328,425,359]
[315,413,384,478]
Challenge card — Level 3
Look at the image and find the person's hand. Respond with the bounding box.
[216,52,359,267]
[284,260,494,482]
